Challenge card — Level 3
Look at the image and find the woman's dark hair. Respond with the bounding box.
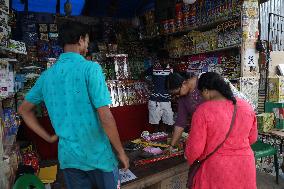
[166,73,186,91]
[58,20,89,47]
[198,72,236,104]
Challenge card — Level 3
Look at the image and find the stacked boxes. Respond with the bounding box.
[267,76,284,102]
[0,0,10,48]
[265,102,284,130]
[257,113,275,132]
[265,76,284,130]
[0,59,15,98]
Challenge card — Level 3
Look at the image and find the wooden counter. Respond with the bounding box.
[122,156,188,189]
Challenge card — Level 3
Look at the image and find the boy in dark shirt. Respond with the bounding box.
[146,49,174,132]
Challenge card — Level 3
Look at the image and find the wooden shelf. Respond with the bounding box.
[141,14,241,40]
[229,78,240,82]
[0,47,14,53]
[0,93,16,101]
[0,46,27,55]
[172,44,241,58]
[190,44,241,55]
[0,58,18,62]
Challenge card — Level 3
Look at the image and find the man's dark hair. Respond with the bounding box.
[166,73,186,91]
[157,49,169,60]
[58,20,89,47]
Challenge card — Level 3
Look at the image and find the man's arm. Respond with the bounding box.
[18,101,58,143]
[170,98,188,146]
[170,126,184,146]
[97,106,129,170]
[87,64,129,170]
[19,74,57,143]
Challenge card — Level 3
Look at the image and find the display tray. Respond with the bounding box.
[122,153,187,188]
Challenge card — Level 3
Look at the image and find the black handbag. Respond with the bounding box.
[187,104,237,188]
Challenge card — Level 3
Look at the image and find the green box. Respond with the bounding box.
[265,102,284,113]
[276,119,284,130]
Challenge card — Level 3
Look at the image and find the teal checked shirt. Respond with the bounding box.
[25,52,118,171]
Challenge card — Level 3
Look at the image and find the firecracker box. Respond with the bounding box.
[268,76,284,102]
[265,102,284,130]
[257,113,275,132]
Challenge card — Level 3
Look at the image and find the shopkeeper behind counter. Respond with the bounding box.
[167,73,204,147]
[167,72,255,147]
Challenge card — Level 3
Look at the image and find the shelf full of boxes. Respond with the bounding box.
[89,20,150,108]
[140,0,260,109]
[91,50,150,108]
[0,0,28,188]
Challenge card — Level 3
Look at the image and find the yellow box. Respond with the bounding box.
[257,113,275,132]
[268,76,284,102]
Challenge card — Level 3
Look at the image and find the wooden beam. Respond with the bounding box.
[56,0,60,14]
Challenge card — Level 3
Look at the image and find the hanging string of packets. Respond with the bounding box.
[101,54,129,80]
[108,80,149,107]
[128,58,145,80]
[96,54,145,81]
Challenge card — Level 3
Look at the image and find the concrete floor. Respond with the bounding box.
[257,172,284,189]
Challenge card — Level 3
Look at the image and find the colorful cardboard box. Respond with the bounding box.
[257,113,275,132]
[0,61,15,98]
[265,102,284,130]
[268,76,284,102]
[265,102,284,113]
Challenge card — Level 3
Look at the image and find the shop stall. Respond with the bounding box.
[0,0,264,188]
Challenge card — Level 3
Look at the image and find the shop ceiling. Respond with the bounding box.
[11,0,155,18]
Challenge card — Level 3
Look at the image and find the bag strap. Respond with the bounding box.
[200,103,237,163]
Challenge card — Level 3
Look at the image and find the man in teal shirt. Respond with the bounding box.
[18,21,129,189]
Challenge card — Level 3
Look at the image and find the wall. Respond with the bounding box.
[23,104,153,160]
[240,0,260,109]
[269,51,284,76]
[260,0,284,42]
